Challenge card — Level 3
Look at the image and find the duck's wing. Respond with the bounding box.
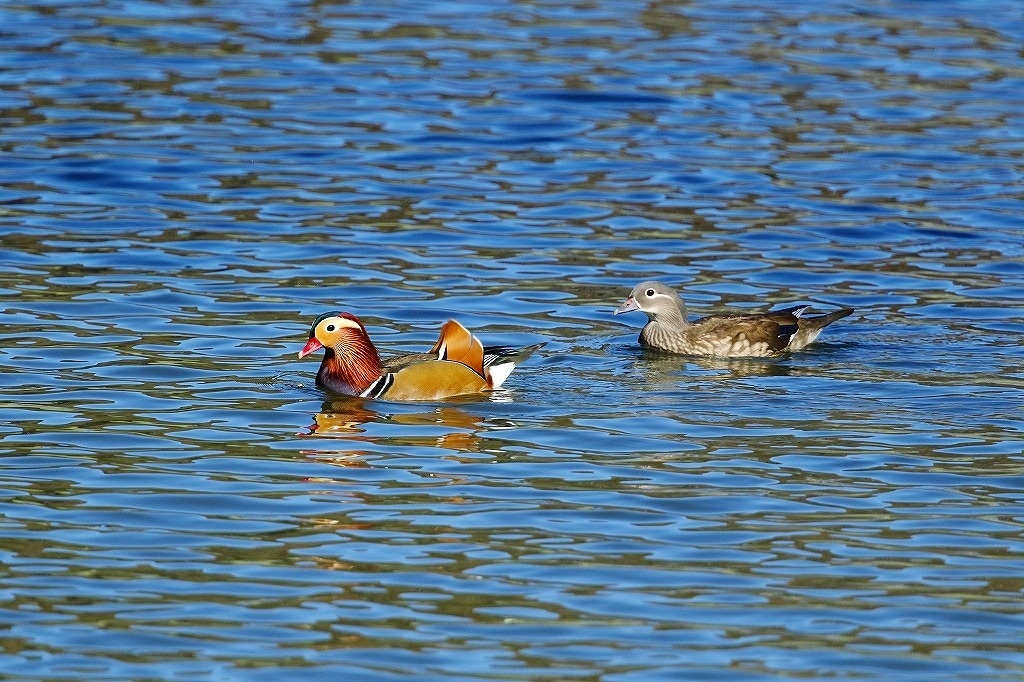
[366,321,543,398]
[691,306,811,355]
[370,360,490,401]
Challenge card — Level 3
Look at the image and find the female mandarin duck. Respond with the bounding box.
[298,312,544,400]
[615,281,853,357]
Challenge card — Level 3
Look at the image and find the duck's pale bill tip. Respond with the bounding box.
[298,337,324,359]
[614,297,639,315]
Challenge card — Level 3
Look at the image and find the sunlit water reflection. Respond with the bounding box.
[1,0,1022,679]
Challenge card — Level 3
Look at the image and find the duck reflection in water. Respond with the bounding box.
[632,346,795,384]
[301,395,515,464]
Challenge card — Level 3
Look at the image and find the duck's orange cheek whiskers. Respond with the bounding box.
[298,338,324,359]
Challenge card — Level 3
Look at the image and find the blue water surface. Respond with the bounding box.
[1,0,1022,679]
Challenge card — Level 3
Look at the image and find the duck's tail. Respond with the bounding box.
[791,307,854,351]
[483,342,547,388]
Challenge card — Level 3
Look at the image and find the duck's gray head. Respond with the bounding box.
[614,281,687,321]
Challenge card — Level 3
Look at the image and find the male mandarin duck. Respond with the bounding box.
[615,281,853,357]
[298,312,544,401]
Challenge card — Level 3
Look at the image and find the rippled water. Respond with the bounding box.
[2,0,1023,679]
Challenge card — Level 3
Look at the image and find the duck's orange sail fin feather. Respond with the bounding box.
[430,320,485,376]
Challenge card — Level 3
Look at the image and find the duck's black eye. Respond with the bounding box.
[325,324,335,332]
[645,288,655,297]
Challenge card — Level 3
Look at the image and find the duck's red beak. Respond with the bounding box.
[298,337,324,359]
